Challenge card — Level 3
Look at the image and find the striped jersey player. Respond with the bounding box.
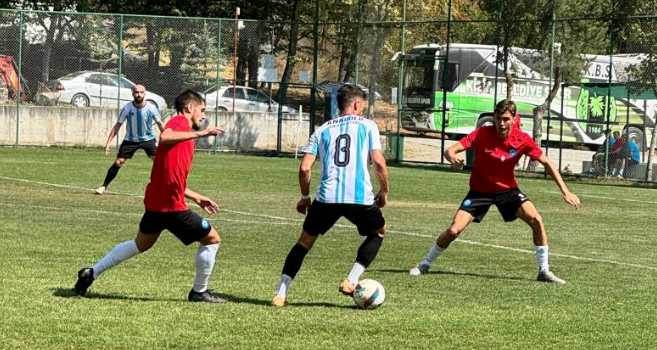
[302,114,382,205]
[272,84,390,307]
[95,84,164,195]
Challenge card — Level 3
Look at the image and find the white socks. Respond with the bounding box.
[347,262,366,285]
[275,274,293,297]
[90,240,220,291]
[92,240,140,278]
[192,243,220,293]
[534,245,549,272]
[420,243,444,267]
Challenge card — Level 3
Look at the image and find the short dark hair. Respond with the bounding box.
[337,84,367,112]
[174,89,205,113]
[494,99,517,118]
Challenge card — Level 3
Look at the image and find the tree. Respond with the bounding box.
[18,1,86,83]
[529,0,608,160]
[477,0,612,171]
[478,0,544,100]
[275,0,300,106]
[477,0,551,171]
[362,0,396,115]
[623,0,657,180]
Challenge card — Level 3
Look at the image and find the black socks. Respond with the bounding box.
[355,234,384,268]
[102,163,121,187]
[281,243,309,279]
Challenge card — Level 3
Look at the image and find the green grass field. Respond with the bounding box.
[1,147,656,349]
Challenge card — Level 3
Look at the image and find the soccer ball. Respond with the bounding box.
[353,279,385,309]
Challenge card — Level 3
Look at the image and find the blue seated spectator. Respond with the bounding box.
[623,136,641,178]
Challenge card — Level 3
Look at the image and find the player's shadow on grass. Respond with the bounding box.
[51,288,183,303]
[213,292,354,309]
[52,288,354,308]
[372,268,527,282]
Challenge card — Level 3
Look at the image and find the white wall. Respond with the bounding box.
[0,105,309,152]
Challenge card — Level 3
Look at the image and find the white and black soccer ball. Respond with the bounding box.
[352,279,385,309]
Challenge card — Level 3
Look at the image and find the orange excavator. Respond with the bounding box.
[0,55,28,100]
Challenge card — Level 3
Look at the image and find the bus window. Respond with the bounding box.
[438,62,459,92]
[405,60,434,95]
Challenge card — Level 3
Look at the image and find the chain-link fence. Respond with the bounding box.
[2,4,657,182]
[0,10,310,154]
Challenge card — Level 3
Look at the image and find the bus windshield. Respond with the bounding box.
[405,59,434,95]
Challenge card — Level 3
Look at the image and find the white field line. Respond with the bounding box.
[4,175,657,205]
[0,176,93,192]
[545,190,657,205]
[0,202,297,227]
[1,175,657,271]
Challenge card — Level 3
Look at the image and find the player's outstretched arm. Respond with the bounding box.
[104,122,122,155]
[538,154,581,208]
[159,126,224,145]
[296,154,315,214]
[444,142,466,168]
[370,150,389,208]
[185,188,219,215]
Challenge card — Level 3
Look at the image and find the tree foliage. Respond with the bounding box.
[2,0,657,121]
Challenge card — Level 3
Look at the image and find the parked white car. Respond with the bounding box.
[203,85,296,115]
[36,71,167,112]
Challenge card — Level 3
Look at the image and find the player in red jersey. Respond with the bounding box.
[74,90,227,302]
[409,99,581,284]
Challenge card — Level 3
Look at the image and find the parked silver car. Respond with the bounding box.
[36,71,167,112]
[203,85,296,115]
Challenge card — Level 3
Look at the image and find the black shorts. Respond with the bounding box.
[302,200,385,237]
[139,210,212,245]
[459,189,530,223]
[117,139,157,159]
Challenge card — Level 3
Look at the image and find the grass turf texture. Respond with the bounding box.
[0,147,655,349]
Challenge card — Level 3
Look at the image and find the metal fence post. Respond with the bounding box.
[493,2,502,108]
[545,2,556,178]
[354,0,365,85]
[395,0,407,163]
[116,14,124,149]
[277,51,282,153]
[604,24,613,177]
[559,83,564,172]
[213,18,223,153]
[16,10,23,146]
[439,0,453,164]
[310,0,319,135]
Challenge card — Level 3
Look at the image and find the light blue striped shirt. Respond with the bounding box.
[117,102,162,142]
[302,115,382,205]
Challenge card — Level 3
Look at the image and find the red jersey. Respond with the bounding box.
[459,125,542,193]
[144,115,195,212]
[611,138,625,154]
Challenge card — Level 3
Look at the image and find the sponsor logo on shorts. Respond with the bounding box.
[508,148,517,157]
[201,219,209,229]
[463,199,472,207]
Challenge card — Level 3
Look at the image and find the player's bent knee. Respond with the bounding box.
[200,228,221,245]
[375,226,385,238]
[297,231,316,249]
[445,226,462,239]
[115,159,126,167]
[136,243,151,252]
[135,236,156,252]
[527,214,543,228]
